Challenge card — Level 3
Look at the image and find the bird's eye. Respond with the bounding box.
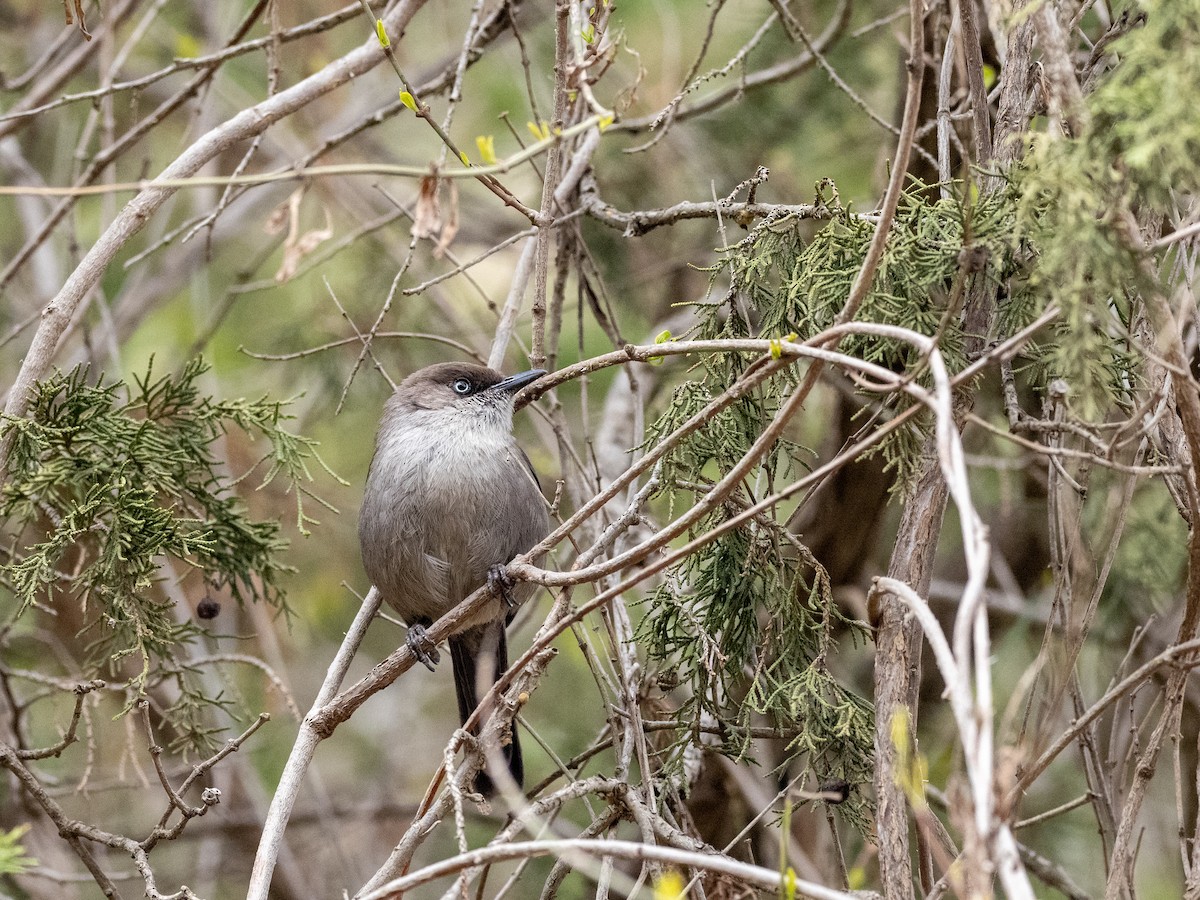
[452,378,472,395]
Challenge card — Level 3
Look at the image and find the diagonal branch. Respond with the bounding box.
[0,0,431,486]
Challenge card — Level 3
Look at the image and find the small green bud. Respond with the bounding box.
[648,329,671,365]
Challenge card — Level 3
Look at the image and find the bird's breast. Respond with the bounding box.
[359,412,547,624]
[363,413,544,556]
[371,417,518,501]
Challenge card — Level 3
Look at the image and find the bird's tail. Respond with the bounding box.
[449,622,523,796]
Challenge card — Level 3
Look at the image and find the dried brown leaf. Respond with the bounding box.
[412,174,441,240]
[432,180,459,259]
[274,196,331,283]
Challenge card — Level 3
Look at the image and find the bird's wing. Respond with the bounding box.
[516,446,543,493]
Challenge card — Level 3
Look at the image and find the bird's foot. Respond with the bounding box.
[488,564,518,610]
[406,624,441,671]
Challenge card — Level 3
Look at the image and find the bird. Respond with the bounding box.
[358,362,549,795]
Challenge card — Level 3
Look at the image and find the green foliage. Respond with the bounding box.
[1013,0,1200,413]
[0,825,36,876]
[1089,0,1200,203]
[633,141,1124,828]
[1,359,325,747]
[637,285,876,827]
[707,181,1020,500]
[636,451,875,826]
[722,186,1016,375]
[1012,145,1143,413]
[633,0,1200,832]
[630,0,1200,849]
[634,177,1028,827]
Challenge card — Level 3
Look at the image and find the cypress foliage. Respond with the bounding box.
[1,359,328,749]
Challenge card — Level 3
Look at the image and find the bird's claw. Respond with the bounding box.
[406,624,441,671]
[488,564,518,610]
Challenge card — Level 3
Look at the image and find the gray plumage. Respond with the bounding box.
[358,362,548,793]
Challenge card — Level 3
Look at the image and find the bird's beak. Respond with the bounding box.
[493,369,547,394]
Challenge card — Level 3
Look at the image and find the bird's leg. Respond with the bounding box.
[487,564,518,610]
[406,620,441,671]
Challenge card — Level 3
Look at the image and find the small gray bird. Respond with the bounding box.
[358,362,548,794]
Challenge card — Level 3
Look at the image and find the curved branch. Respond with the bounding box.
[246,587,382,900]
[0,0,429,485]
[358,837,855,900]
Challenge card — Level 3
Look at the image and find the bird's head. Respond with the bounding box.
[389,363,546,426]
